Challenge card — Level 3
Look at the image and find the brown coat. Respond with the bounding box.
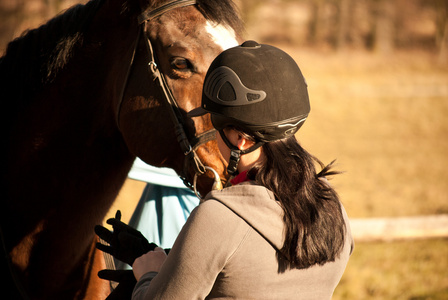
[133,183,353,299]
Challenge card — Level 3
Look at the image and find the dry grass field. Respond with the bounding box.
[110,47,448,299]
[334,238,448,299]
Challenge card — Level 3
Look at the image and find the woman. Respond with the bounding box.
[132,41,353,299]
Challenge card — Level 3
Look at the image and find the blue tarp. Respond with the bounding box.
[116,159,199,270]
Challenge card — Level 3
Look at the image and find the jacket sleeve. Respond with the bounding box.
[132,199,249,299]
[132,272,158,299]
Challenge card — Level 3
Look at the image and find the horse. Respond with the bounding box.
[0,0,243,298]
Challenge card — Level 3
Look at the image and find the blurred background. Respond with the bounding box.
[1,0,447,298]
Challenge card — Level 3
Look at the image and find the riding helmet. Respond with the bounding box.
[188,40,310,142]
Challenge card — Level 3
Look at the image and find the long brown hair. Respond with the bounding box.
[248,136,346,270]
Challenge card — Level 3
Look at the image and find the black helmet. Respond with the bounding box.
[189,40,310,142]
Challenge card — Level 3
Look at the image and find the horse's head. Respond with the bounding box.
[117,0,244,196]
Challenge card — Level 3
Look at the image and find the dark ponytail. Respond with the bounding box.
[248,136,346,270]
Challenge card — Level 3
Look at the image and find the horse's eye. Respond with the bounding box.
[171,57,191,71]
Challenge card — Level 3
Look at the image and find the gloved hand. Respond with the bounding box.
[98,269,136,300]
[95,210,157,265]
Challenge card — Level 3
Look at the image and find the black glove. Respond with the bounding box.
[98,269,136,300]
[95,210,157,265]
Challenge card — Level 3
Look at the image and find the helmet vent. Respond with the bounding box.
[204,66,266,106]
[247,93,261,102]
[218,81,236,102]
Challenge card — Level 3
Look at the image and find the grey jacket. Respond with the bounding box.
[133,182,354,299]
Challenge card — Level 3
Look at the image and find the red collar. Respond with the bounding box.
[230,170,251,185]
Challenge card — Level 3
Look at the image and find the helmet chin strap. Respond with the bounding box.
[218,130,264,175]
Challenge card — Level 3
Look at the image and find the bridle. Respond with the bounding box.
[117,0,223,195]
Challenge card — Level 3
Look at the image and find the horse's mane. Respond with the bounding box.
[0,0,105,101]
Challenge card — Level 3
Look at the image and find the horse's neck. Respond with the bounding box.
[3,0,141,251]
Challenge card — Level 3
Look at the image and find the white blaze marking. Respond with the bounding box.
[205,21,239,51]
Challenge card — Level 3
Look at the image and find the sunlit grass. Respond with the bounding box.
[333,238,448,300]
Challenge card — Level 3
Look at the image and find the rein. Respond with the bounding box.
[117,0,221,192]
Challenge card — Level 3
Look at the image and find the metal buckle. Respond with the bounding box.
[193,166,223,198]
